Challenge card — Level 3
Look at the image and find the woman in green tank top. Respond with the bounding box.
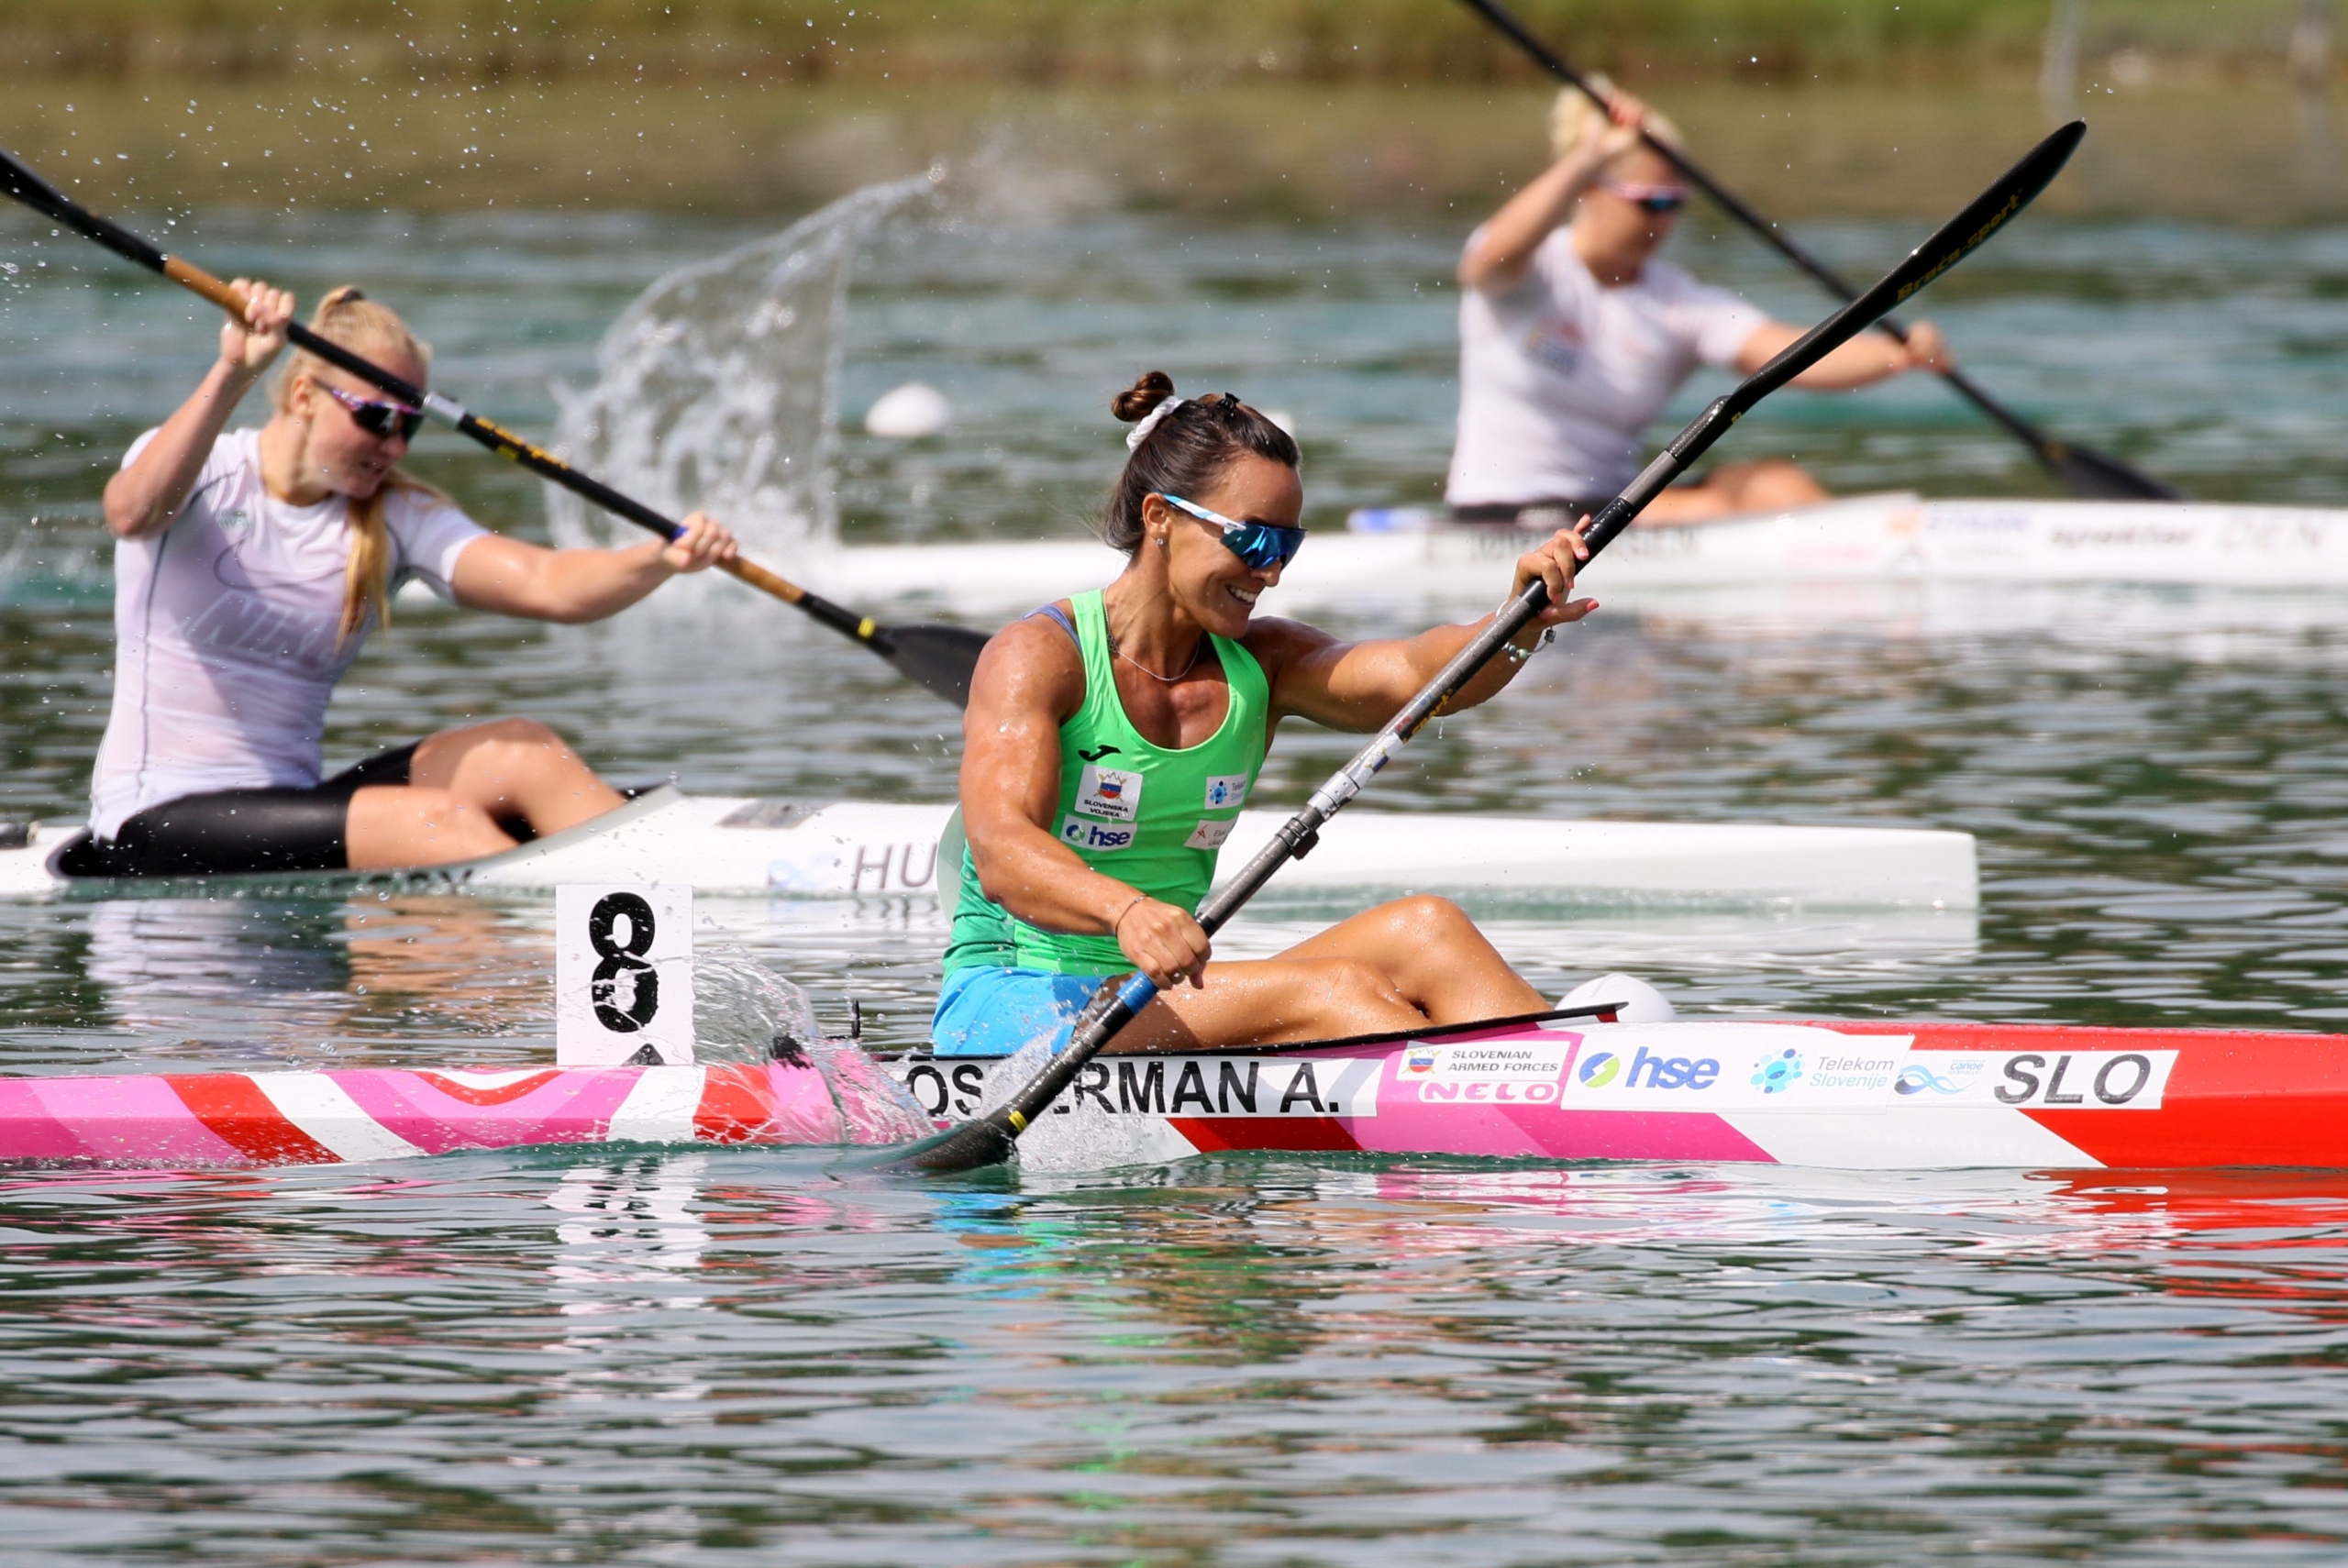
[933,370,1596,1058]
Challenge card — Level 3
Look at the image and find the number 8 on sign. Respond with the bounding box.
[588,890,660,1032]
[556,883,695,1066]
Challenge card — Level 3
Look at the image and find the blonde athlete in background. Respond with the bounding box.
[1447,82,1952,525]
[85,282,737,877]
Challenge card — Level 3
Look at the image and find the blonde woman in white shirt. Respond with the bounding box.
[1447,83,1953,525]
[86,281,737,876]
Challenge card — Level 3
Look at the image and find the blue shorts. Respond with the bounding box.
[931,966,1113,1058]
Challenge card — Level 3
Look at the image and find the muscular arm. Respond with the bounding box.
[1256,528,1598,733]
[448,512,736,624]
[1733,317,1951,390]
[960,617,1137,938]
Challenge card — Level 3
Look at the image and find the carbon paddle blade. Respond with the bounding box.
[2043,439,2186,502]
[883,622,991,708]
[859,1114,1018,1175]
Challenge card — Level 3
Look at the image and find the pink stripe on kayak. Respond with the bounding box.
[327,1068,645,1154]
[0,1077,96,1161]
[17,1074,253,1165]
[748,1063,845,1144]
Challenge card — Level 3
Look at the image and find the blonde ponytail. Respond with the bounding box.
[271,286,447,645]
[1548,75,1683,166]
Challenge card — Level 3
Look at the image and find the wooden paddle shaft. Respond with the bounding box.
[160,253,912,639]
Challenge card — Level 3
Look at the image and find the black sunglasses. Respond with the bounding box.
[323,383,426,441]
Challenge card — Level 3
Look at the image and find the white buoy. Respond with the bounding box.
[1558,972,1677,1023]
[864,381,952,439]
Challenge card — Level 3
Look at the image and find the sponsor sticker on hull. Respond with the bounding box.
[1555,1024,1912,1112]
[1394,1036,1575,1104]
[1895,1050,2176,1110]
[898,1055,1382,1121]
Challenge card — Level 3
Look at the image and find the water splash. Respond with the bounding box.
[974,1032,1172,1175]
[546,172,942,562]
[691,939,928,1143]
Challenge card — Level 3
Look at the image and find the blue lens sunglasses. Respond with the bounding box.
[1159,492,1307,571]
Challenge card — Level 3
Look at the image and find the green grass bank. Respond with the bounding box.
[0,0,2329,86]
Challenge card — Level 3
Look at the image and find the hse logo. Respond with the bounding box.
[1752,1048,1803,1095]
[1577,1045,1720,1092]
[1058,816,1135,854]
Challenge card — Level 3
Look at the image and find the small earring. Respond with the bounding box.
[1157,533,1170,554]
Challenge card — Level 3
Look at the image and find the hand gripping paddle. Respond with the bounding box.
[880,118,2088,1175]
[0,145,991,707]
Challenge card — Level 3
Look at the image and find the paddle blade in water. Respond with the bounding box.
[2045,439,2186,502]
[862,1114,1017,1175]
[884,622,991,708]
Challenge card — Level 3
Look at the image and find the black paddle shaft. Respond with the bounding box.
[1452,0,2180,503]
[884,120,2087,1176]
[0,142,991,704]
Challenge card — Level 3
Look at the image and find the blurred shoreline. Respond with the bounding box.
[0,80,2342,225]
[0,0,2326,90]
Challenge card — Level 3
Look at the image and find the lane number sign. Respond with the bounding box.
[555,883,695,1066]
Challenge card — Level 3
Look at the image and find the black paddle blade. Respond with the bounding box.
[0,144,166,271]
[883,622,991,708]
[2043,438,2186,502]
[1735,121,2085,414]
[862,1114,1017,1175]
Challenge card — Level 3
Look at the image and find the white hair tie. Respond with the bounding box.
[1124,396,1186,451]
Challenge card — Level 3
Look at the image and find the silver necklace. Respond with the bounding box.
[1108,624,1205,683]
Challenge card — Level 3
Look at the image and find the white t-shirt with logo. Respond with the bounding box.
[90,427,489,837]
[1446,229,1767,506]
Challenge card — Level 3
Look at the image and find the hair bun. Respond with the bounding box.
[1111,370,1177,424]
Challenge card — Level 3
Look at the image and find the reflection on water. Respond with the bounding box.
[5,1154,2344,1561]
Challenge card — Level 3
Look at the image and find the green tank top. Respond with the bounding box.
[943,589,1270,977]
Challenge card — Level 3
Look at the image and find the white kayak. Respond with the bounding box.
[782,493,2348,614]
[0,785,1977,908]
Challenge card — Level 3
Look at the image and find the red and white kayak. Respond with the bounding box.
[896,1014,2348,1172]
[0,1057,911,1170]
[1,1013,2342,1172]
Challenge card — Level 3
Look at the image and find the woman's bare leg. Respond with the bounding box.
[1636,458,1830,525]
[345,785,516,868]
[1111,895,1545,1053]
[409,718,624,834]
[341,718,624,869]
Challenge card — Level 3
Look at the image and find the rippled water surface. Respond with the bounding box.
[5,99,2348,1562]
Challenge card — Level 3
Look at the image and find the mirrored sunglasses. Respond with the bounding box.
[322,383,426,441]
[1600,180,1689,215]
[1160,492,1306,571]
